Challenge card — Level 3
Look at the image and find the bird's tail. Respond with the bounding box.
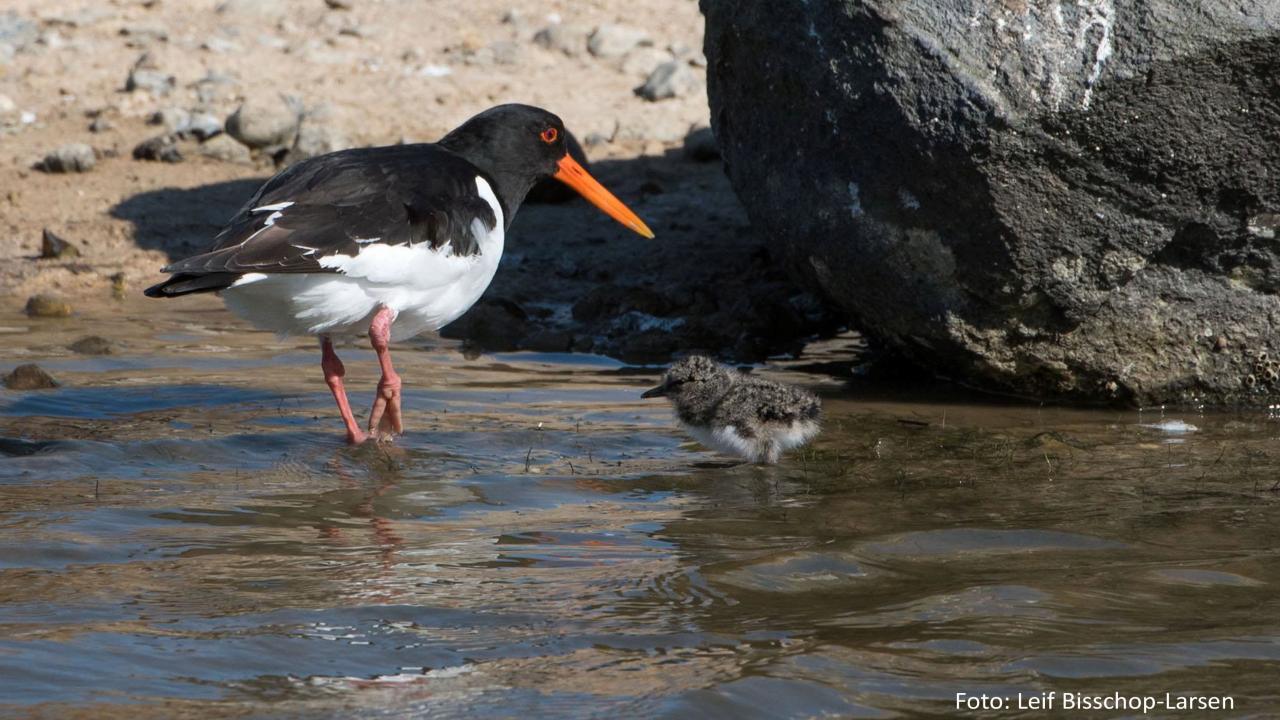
[144,272,239,298]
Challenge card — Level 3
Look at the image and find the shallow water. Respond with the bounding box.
[3,299,1280,718]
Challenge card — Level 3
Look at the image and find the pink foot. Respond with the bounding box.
[366,306,404,442]
[321,337,367,445]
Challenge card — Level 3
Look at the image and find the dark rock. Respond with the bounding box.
[3,364,60,390]
[24,294,71,318]
[526,129,588,204]
[133,134,182,163]
[572,285,675,322]
[325,0,353,8]
[40,229,78,259]
[614,329,680,364]
[682,125,719,162]
[636,60,699,101]
[68,335,113,355]
[702,0,1280,405]
[39,143,96,173]
[440,299,527,352]
[521,329,574,353]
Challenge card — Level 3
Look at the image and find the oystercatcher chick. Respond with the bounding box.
[146,104,653,444]
[642,356,821,465]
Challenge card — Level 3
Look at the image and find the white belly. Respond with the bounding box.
[219,177,505,341]
[681,419,821,464]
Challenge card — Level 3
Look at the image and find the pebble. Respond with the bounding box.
[619,47,673,79]
[325,0,353,8]
[88,116,113,133]
[40,228,79,259]
[669,42,707,67]
[149,106,190,133]
[68,336,114,355]
[126,67,174,95]
[183,113,223,141]
[588,24,650,59]
[636,61,700,101]
[533,23,589,57]
[39,143,96,173]
[193,70,237,105]
[200,36,240,54]
[119,23,169,45]
[199,134,251,163]
[0,13,38,54]
[3,364,60,390]
[133,134,183,163]
[0,93,16,116]
[282,121,350,166]
[683,125,719,162]
[226,93,302,149]
[25,294,72,318]
[217,0,288,19]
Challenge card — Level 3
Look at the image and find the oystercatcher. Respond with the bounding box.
[146,104,654,444]
[642,356,822,464]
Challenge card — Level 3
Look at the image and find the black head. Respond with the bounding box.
[440,104,653,238]
[440,104,568,186]
[642,356,735,399]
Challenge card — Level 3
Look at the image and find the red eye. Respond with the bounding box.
[540,127,558,144]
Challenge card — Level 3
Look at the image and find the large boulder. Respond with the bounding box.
[701,0,1280,405]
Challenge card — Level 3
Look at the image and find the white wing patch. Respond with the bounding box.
[252,201,294,212]
[230,272,268,287]
[245,201,294,243]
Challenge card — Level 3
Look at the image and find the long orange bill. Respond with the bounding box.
[554,155,655,239]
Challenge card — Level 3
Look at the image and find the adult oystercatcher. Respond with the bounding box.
[146,104,654,444]
[642,356,822,464]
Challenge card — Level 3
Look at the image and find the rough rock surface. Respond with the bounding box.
[225,93,301,150]
[2,363,59,390]
[702,0,1280,405]
[39,143,95,173]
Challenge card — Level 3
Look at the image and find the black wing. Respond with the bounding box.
[161,144,498,277]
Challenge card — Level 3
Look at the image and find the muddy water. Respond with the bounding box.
[2,299,1280,718]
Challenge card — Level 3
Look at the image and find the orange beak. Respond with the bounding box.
[554,155,655,239]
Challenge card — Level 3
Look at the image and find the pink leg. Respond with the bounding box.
[367,306,404,441]
[321,337,367,445]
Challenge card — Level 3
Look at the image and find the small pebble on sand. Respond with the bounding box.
[40,228,79,259]
[39,143,96,173]
[25,294,73,318]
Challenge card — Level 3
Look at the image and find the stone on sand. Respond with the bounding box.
[3,364,60,390]
[39,143,96,173]
[40,229,79,259]
[225,93,302,150]
[24,294,72,318]
[636,60,699,101]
